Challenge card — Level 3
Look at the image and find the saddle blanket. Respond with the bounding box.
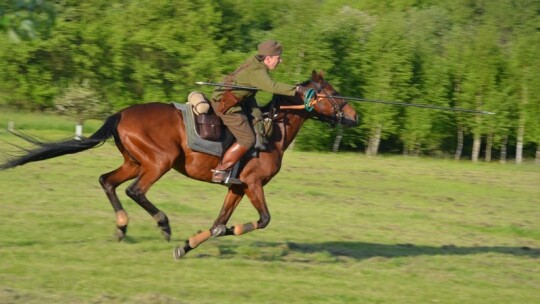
[172,102,231,157]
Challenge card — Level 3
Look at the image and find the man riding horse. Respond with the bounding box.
[210,40,308,185]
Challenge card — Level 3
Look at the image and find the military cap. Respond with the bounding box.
[258,40,282,56]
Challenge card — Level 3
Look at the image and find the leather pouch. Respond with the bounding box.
[218,90,240,114]
[196,114,222,141]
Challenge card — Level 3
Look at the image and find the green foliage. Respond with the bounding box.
[0,0,538,159]
[0,0,56,42]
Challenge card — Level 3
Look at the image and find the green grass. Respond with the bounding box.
[0,107,103,134]
[0,110,539,303]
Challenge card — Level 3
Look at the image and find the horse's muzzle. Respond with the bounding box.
[342,114,359,127]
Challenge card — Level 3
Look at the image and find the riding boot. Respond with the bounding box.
[253,119,268,151]
[212,143,250,185]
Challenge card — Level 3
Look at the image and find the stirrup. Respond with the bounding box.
[211,169,243,185]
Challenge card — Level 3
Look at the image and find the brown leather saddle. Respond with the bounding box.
[173,91,272,158]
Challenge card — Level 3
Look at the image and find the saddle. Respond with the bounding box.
[173,92,274,157]
[172,93,231,157]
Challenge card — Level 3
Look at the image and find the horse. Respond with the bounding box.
[0,70,358,259]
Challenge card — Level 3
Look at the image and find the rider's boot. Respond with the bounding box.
[211,142,250,185]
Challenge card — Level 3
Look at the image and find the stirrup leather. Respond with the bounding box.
[211,169,243,185]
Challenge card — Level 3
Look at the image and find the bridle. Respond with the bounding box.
[307,80,347,126]
[272,80,348,126]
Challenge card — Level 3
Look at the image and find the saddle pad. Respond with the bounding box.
[172,102,225,157]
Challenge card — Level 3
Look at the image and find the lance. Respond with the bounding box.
[328,96,495,115]
[195,81,495,115]
[195,81,259,91]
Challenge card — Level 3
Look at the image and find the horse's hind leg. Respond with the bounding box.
[125,165,172,241]
[99,160,139,241]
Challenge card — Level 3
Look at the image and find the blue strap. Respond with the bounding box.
[304,88,316,112]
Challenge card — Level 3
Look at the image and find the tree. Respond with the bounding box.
[54,79,111,138]
[460,22,502,162]
[401,6,452,156]
[358,12,413,156]
[445,23,474,160]
[502,0,540,164]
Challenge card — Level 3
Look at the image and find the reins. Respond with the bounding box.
[278,82,346,125]
[278,88,317,111]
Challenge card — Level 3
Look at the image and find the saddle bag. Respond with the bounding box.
[196,114,222,141]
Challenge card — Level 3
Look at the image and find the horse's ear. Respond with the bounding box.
[311,70,318,80]
[311,70,325,81]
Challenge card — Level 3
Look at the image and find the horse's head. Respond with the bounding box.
[298,70,358,127]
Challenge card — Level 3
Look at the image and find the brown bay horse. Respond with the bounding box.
[0,71,358,259]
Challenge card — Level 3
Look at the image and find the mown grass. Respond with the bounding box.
[0,109,539,304]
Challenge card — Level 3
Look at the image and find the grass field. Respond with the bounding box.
[0,110,539,303]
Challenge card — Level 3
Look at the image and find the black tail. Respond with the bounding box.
[0,113,121,170]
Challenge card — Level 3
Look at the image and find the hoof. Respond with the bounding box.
[211,224,227,237]
[173,246,186,260]
[161,229,171,242]
[115,225,127,242]
[154,212,171,242]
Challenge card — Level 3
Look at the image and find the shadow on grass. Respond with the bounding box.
[204,241,539,262]
[288,241,538,258]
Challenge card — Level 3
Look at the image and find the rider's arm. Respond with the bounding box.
[238,63,297,97]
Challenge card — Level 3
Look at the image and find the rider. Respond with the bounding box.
[210,39,306,185]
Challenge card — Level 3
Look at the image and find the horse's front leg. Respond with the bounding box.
[221,182,270,236]
[173,185,245,260]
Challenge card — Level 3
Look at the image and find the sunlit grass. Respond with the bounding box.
[0,110,539,303]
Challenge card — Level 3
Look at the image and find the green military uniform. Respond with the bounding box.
[210,55,297,147]
[210,40,299,185]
